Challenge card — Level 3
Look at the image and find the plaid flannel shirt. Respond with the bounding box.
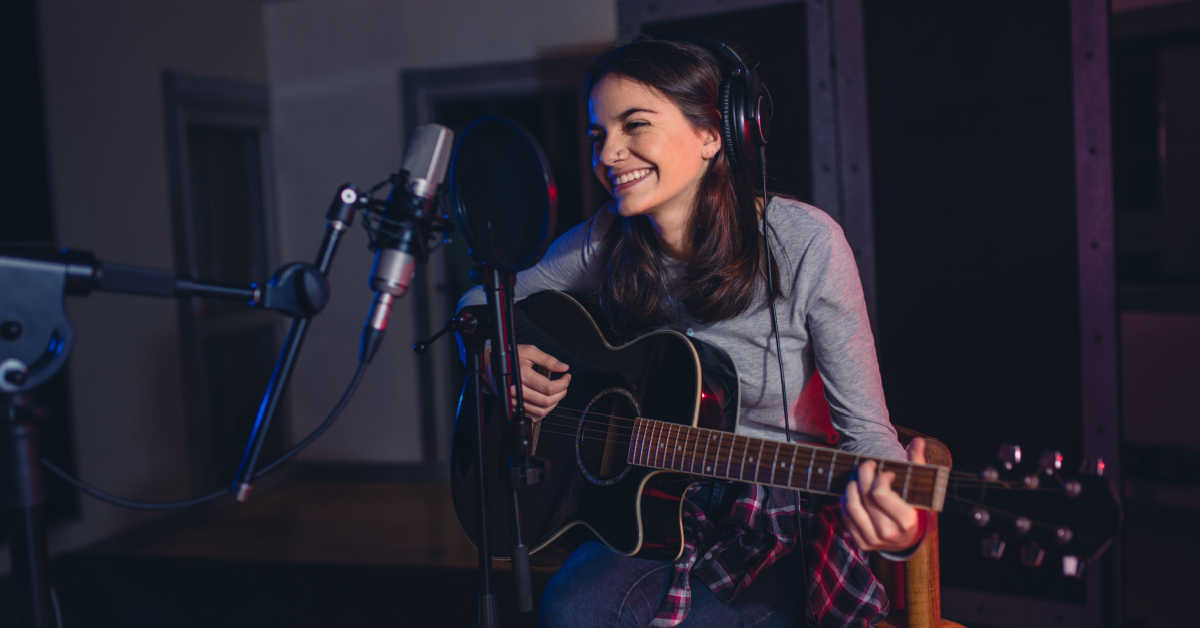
[651,484,889,627]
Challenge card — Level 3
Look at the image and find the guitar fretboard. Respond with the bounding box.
[627,418,948,511]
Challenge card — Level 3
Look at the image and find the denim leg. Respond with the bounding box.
[680,552,806,627]
[540,542,674,628]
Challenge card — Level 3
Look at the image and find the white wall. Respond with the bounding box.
[27,0,268,560]
[262,0,617,463]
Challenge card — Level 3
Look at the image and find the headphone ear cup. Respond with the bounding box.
[719,78,740,168]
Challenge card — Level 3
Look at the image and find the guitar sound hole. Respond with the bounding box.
[576,388,638,486]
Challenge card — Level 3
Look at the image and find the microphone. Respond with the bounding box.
[360,123,454,363]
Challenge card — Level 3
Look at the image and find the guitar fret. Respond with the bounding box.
[715,434,724,480]
[771,443,781,485]
[675,425,686,471]
[786,446,797,487]
[638,420,648,463]
[826,451,838,491]
[660,423,670,469]
[667,425,676,468]
[737,436,747,480]
[657,422,667,465]
[749,440,761,483]
[701,431,713,475]
[632,420,642,464]
[805,448,815,489]
[672,425,681,468]
[690,427,701,474]
[902,463,912,501]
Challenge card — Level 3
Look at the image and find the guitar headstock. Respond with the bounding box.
[947,443,1121,578]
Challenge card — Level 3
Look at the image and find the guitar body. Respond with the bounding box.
[450,290,740,562]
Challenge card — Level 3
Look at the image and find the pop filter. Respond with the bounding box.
[449,117,557,272]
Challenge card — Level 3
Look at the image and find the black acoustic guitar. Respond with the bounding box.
[450,290,1118,569]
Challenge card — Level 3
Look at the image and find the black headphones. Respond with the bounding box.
[679,37,773,176]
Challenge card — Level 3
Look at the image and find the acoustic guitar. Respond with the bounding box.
[450,290,1118,569]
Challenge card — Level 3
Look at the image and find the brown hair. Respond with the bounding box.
[585,38,780,334]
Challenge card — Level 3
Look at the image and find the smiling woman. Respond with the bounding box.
[456,38,924,628]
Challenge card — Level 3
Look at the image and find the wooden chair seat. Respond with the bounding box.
[869,427,965,628]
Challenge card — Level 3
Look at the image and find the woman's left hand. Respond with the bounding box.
[841,437,930,553]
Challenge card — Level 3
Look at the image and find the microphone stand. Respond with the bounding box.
[231,184,362,501]
[0,183,367,627]
[482,266,542,618]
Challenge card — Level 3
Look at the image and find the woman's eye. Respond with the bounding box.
[624,120,648,132]
[587,131,603,144]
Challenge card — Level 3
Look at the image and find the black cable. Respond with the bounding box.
[759,142,809,600]
[40,358,369,510]
[40,459,228,511]
[253,359,368,477]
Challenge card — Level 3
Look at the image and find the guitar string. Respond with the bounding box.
[530,403,1047,485]
[530,412,1060,489]
[529,413,1065,490]
[524,419,1064,494]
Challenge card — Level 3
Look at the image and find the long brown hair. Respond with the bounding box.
[586,38,780,334]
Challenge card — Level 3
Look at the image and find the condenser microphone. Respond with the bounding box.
[361,123,453,362]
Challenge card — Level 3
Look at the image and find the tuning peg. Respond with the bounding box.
[1055,526,1074,544]
[1064,479,1082,498]
[981,533,1006,559]
[1020,541,1046,567]
[1023,474,1040,489]
[1062,555,1085,578]
[970,506,991,527]
[997,443,1022,470]
[1039,449,1063,475]
[981,466,1000,482]
[1079,456,1106,477]
[1014,516,1033,535]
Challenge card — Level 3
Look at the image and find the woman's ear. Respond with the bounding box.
[700,127,722,160]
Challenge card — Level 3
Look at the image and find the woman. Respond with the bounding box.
[458,38,926,627]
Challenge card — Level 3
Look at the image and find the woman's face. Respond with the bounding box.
[588,75,720,226]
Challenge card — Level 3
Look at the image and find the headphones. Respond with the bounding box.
[678,37,773,177]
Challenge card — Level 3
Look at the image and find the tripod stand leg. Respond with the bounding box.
[4,406,53,628]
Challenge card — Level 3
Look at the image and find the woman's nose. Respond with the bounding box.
[598,136,626,166]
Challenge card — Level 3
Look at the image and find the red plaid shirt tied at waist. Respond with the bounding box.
[652,484,889,627]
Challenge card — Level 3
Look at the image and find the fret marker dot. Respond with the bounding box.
[749,457,755,462]
[706,465,712,472]
[817,468,824,475]
[780,462,786,468]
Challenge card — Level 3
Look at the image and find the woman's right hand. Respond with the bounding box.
[486,344,571,421]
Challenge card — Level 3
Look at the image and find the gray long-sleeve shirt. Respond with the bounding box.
[457,196,905,462]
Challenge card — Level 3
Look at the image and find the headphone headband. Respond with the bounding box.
[673,36,771,173]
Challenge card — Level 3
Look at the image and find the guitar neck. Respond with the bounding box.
[627,418,949,512]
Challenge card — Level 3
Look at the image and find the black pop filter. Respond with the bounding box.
[449,117,557,272]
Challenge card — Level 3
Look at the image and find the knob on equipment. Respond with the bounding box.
[997,443,1022,470]
[981,534,1007,559]
[1062,555,1085,578]
[1039,449,1064,475]
[1020,542,1046,568]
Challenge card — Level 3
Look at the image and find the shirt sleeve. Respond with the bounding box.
[796,214,926,560]
[796,214,905,462]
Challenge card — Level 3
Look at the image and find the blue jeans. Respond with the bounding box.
[540,542,804,627]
